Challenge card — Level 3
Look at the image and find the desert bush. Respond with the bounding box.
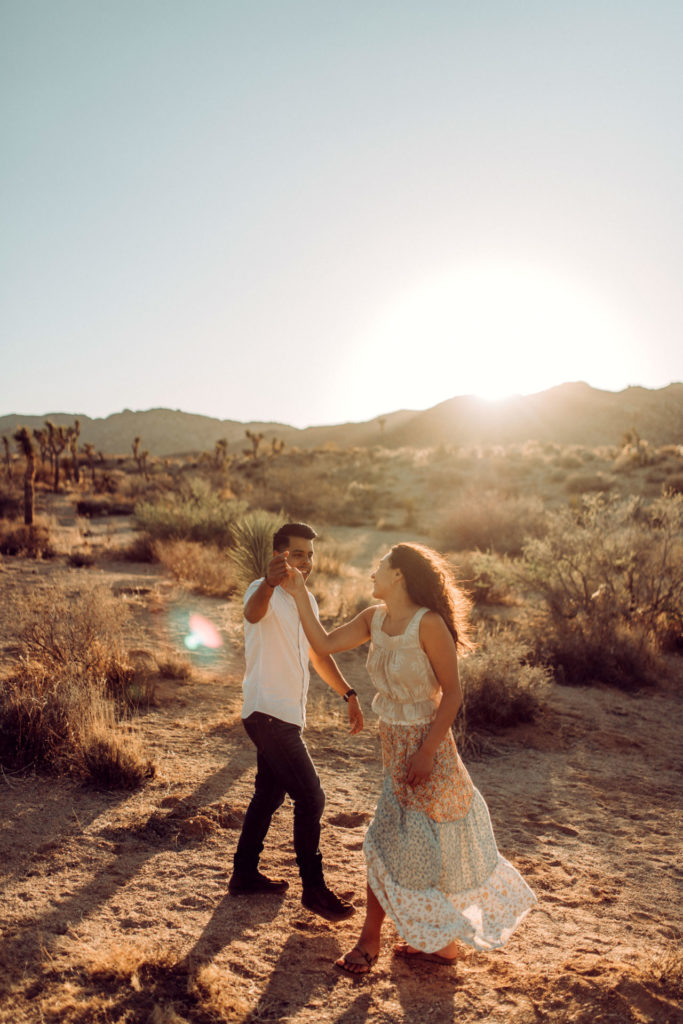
[521,610,663,690]
[0,583,155,783]
[0,660,154,784]
[76,496,135,517]
[564,471,615,494]
[12,582,150,706]
[456,628,550,746]
[135,478,246,547]
[614,441,653,471]
[665,474,683,495]
[154,538,236,597]
[455,550,515,607]
[437,489,548,556]
[68,547,96,568]
[0,484,21,518]
[555,453,582,470]
[0,520,55,558]
[116,532,157,562]
[515,493,683,688]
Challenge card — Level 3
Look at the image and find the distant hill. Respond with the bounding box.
[385,382,683,448]
[1,383,682,455]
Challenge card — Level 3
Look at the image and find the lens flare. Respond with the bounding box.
[184,612,223,651]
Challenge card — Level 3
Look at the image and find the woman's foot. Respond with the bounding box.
[393,941,458,965]
[335,945,379,975]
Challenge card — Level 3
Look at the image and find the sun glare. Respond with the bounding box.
[353,262,636,414]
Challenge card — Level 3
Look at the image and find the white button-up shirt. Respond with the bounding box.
[241,578,320,728]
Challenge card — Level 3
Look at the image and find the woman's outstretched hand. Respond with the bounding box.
[406,748,434,787]
[281,558,306,596]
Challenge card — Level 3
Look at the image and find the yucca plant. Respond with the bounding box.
[230,509,283,592]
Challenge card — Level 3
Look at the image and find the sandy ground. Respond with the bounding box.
[1,545,682,1024]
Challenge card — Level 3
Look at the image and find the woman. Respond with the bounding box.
[285,543,536,974]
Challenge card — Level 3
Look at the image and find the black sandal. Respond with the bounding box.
[335,946,379,975]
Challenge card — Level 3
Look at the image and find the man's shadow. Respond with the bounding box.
[5,743,251,970]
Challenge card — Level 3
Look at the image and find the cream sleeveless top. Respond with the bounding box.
[366,606,441,725]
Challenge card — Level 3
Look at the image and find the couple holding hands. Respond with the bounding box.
[229,522,535,974]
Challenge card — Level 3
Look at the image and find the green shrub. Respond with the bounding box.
[135,478,246,547]
[515,493,683,688]
[456,628,550,748]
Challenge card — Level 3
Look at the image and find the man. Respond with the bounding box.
[229,522,364,922]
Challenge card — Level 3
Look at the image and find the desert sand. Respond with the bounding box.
[1,525,682,1023]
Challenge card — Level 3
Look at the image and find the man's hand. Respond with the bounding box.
[264,551,290,588]
[406,747,434,787]
[347,696,364,735]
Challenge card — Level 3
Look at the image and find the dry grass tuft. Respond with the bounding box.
[437,489,548,556]
[0,519,56,557]
[643,936,683,998]
[0,582,155,785]
[80,725,155,789]
[154,538,236,597]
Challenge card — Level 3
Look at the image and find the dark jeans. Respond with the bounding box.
[233,711,325,888]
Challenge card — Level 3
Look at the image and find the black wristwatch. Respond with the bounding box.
[343,689,357,702]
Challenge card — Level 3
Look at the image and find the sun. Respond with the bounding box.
[346,261,637,417]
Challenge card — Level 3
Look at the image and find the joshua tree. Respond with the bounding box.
[83,443,97,486]
[214,437,228,469]
[70,418,81,484]
[271,438,285,455]
[245,429,264,458]
[45,420,68,491]
[377,416,387,438]
[2,435,10,479]
[13,427,36,526]
[33,427,49,476]
[132,436,149,479]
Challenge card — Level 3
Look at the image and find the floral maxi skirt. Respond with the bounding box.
[364,718,536,953]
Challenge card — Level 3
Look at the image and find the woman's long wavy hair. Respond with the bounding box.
[388,543,473,652]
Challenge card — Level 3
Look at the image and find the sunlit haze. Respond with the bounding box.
[2,2,682,428]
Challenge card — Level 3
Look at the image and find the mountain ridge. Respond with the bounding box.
[2,382,682,455]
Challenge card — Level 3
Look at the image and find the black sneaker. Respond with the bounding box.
[301,884,355,922]
[228,871,289,896]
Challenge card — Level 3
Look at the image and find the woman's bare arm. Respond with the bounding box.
[284,568,375,654]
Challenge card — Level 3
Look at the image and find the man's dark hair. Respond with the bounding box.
[273,522,317,552]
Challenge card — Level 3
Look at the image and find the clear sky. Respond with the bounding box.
[2,1,682,428]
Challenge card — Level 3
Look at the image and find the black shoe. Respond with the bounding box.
[301,884,355,922]
[228,871,289,896]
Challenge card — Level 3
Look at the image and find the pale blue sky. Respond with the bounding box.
[2,1,682,427]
